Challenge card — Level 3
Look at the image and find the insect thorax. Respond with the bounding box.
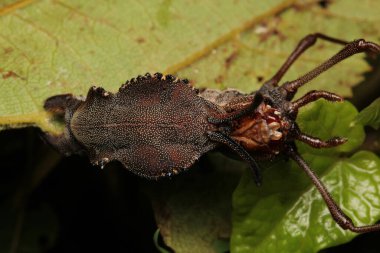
[230,102,290,155]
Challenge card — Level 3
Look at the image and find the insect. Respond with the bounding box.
[44,33,380,233]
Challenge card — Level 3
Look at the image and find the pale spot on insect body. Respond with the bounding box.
[231,103,286,151]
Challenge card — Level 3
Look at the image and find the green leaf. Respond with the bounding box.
[1,0,379,132]
[145,153,243,253]
[178,0,380,97]
[231,101,380,253]
[0,0,292,133]
[297,100,365,154]
[232,151,380,253]
[153,229,172,253]
[356,97,380,130]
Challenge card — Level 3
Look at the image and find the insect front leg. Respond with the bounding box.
[295,132,347,148]
[207,131,262,186]
[289,91,347,148]
[207,92,263,124]
[291,90,343,111]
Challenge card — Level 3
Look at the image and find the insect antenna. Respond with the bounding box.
[207,131,262,186]
[281,39,380,98]
[266,33,348,87]
[285,143,380,233]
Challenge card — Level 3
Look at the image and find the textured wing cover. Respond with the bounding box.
[71,75,218,178]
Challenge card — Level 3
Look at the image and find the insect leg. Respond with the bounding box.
[207,92,263,124]
[291,90,343,111]
[291,123,346,148]
[295,133,347,148]
[282,39,380,96]
[267,33,348,86]
[207,131,262,186]
[286,143,380,233]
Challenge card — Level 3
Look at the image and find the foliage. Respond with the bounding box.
[0,0,380,252]
[356,98,380,130]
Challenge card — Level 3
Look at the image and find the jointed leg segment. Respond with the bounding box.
[208,92,263,124]
[207,131,262,186]
[291,90,343,111]
[269,34,380,233]
[208,33,380,233]
[296,133,347,148]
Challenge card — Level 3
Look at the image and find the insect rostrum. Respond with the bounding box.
[44,33,380,233]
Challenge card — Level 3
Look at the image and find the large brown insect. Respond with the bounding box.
[44,33,380,233]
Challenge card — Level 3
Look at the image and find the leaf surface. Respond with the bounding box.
[1,0,379,132]
[177,0,380,97]
[356,97,380,130]
[0,0,292,132]
[146,154,242,253]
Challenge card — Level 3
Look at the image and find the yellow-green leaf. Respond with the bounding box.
[145,154,242,253]
[1,0,379,132]
[0,0,293,132]
[356,97,380,130]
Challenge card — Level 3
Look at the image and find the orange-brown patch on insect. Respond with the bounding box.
[231,103,284,151]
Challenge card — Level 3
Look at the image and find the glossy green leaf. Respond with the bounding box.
[232,151,380,253]
[231,100,380,253]
[296,100,365,154]
[356,97,380,130]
